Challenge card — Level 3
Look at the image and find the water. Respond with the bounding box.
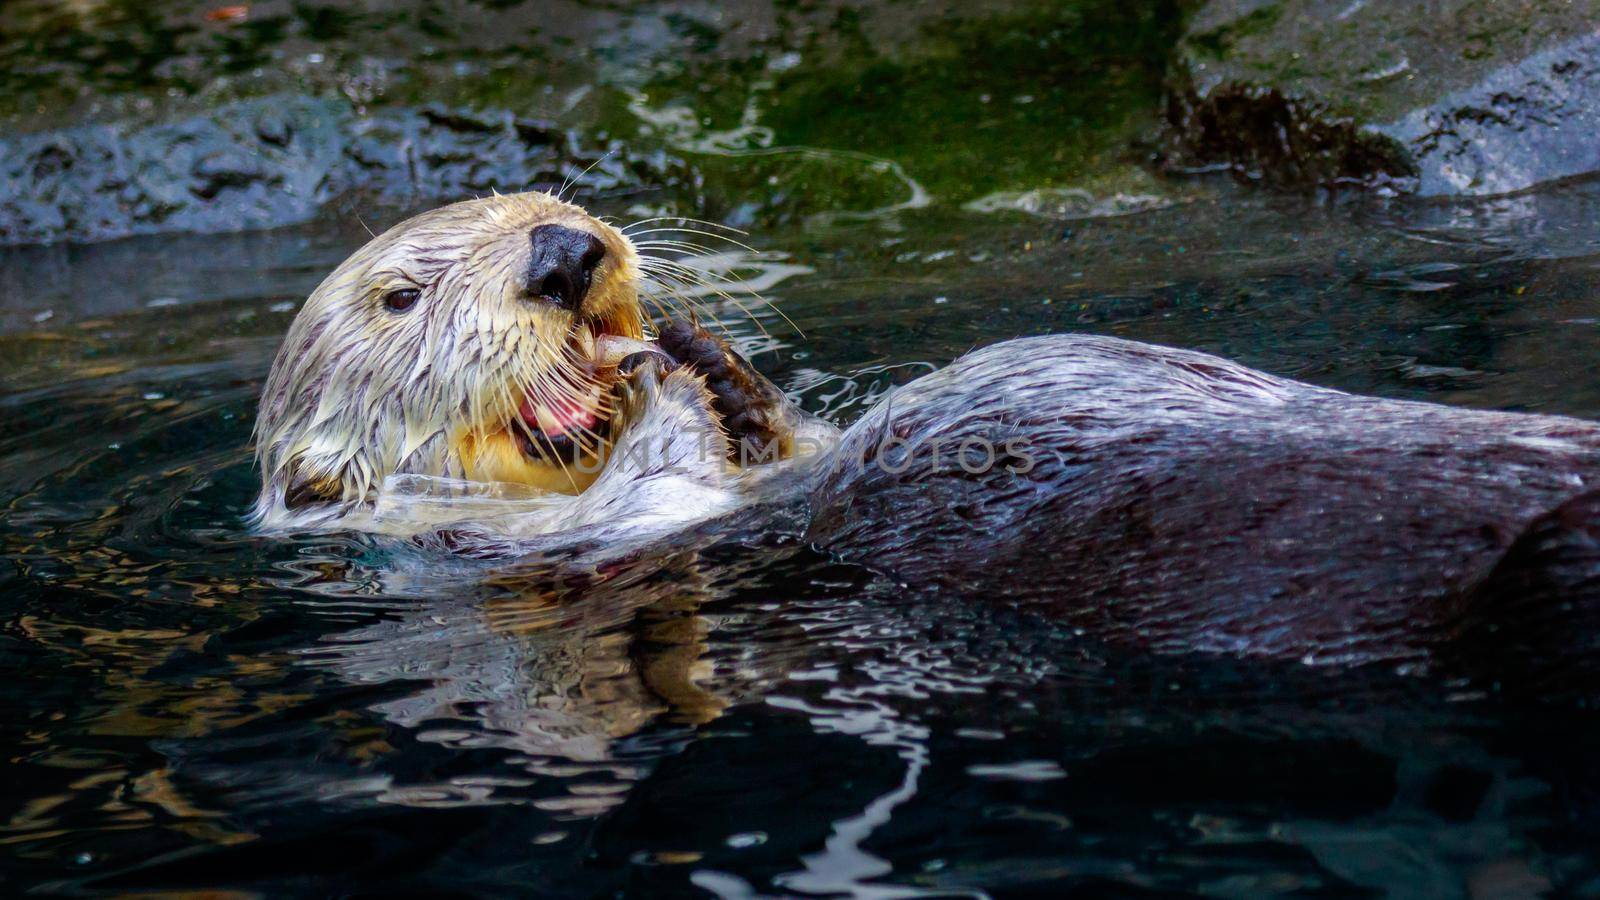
[7,180,1600,895]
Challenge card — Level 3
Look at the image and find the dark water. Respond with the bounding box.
[8,180,1600,896]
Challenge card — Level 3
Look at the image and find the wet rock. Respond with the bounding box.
[1166,0,1600,197]
[0,0,1206,244]
[0,95,684,245]
[0,86,949,245]
[1,96,335,243]
[1381,33,1600,196]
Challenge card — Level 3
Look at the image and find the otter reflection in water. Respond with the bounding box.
[255,191,1600,700]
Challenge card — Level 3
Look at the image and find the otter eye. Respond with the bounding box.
[383,287,420,312]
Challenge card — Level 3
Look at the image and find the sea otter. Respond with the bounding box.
[253,191,1600,698]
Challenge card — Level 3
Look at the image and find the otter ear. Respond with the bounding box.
[283,460,344,510]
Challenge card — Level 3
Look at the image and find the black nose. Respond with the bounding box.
[526,224,606,311]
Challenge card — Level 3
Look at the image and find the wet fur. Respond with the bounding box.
[386,362,743,555]
[808,335,1600,682]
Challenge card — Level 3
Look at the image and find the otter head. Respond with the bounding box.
[252,192,646,527]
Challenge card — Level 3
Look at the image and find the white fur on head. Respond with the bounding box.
[251,192,641,530]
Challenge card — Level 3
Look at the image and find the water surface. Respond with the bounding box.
[6,181,1600,895]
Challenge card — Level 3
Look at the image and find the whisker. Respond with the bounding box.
[634,284,679,324]
[630,240,718,256]
[636,250,804,338]
[635,263,712,306]
[637,257,770,330]
[636,267,731,336]
[622,216,748,236]
[555,150,616,203]
[624,227,763,256]
[523,380,585,490]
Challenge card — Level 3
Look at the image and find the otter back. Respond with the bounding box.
[808,335,1600,671]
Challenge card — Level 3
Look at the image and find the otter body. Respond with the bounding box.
[254,192,1600,698]
[806,335,1600,676]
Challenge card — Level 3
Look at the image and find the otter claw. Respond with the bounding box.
[656,319,797,464]
[617,349,675,376]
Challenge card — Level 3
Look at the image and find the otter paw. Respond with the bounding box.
[656,320,793,464]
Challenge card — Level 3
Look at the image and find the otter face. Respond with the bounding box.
[252,192,646,527]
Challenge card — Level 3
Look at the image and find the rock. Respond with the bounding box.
[0,96,343,243]
[0,88,933,244]
[1164,82,1418,192]
[1381,33,1600,196]
[0,95,685,245]
[0,0,1190,244]
[1166,0,1600,196]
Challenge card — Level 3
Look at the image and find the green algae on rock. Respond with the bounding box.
[0,0,1193,244]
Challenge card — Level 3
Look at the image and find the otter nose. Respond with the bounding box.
[526,224,606,311]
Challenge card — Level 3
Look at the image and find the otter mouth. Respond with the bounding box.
[513,393,611,463]
[509,313,647,465]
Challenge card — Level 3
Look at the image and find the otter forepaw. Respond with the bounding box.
[656,319,797,464]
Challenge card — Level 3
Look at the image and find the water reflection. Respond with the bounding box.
[298,545,792,783]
